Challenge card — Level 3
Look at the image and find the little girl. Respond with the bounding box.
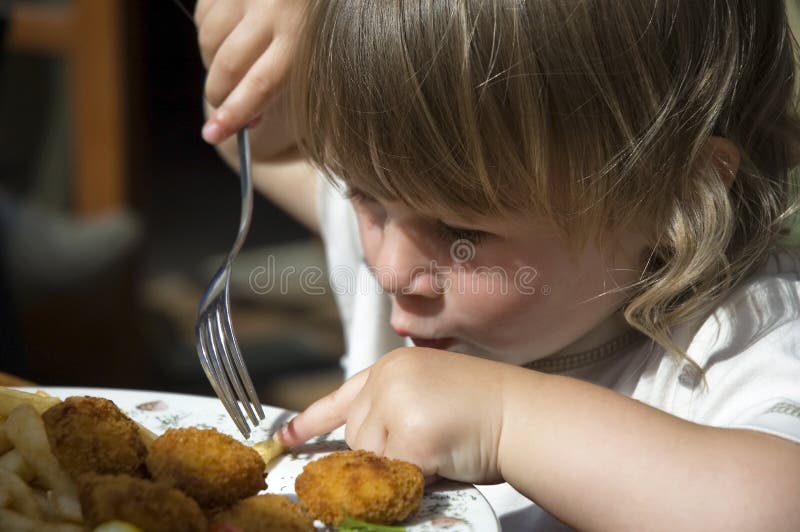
[196,0,800,529]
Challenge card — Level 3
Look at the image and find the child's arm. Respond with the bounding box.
[196,0,318,231]
[278,348,800,531]
[499,370,800,531]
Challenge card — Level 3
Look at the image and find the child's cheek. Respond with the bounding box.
[451,273,545,329]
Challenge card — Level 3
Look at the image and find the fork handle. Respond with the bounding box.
[231,129,254,261]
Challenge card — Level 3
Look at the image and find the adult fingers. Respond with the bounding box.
[203,38,292,144]
[276,369,369,447]
[197,0,243,70]
[203,13,274,108]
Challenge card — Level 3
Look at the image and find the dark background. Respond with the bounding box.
[0,0,344,410]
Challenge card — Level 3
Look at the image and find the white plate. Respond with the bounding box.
[22,387,499,532]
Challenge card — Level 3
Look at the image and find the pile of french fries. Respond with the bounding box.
[0,387,84,532]
[0,386,287,532]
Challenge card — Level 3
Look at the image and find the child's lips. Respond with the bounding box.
[392,327,455,350]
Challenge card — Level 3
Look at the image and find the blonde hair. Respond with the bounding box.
[292,0,800,362]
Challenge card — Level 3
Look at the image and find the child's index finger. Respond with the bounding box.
[276,369,370,447]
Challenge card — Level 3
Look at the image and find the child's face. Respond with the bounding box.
[352,193,647,364]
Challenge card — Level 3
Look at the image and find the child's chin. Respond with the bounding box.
[448,342,489,358]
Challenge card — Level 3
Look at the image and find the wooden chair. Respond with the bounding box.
[7,0,125,216]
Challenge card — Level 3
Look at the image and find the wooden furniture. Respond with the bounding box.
[7,0,126,216]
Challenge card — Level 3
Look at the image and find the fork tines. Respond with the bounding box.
[196,284,264,438]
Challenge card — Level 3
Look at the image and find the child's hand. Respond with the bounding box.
[195,0,306,144]
[277,348,508,484]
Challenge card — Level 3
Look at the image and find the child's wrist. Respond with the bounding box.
[496,366,549,481]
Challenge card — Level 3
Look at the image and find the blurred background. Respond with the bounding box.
[0,1,799,411]
[0,0,344,411]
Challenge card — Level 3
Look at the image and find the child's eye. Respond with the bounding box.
[345,188,370,203]
[346,188,386,222]
[345,187,379,206]
[435,221,488,245]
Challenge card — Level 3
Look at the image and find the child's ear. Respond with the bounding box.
[706,136,740,188]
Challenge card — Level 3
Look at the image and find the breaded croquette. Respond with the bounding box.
[210,494,314,532]
[79,473,207,532]
[147,427,266,508]
[295,450,424,525]
[42,396,148,479]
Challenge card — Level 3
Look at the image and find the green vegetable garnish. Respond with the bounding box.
[337,513,406,531]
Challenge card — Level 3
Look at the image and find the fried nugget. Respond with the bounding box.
[146,427,266,508]
[79,473,207,532]
[295,450,424,525]
[42,396,148,479]
[210,494,314,532]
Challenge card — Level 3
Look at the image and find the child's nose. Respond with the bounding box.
[373,224,441,298]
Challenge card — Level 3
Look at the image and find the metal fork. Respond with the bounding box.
[196,129,264,438]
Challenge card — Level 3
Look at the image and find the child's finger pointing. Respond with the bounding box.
[276,369,370,447]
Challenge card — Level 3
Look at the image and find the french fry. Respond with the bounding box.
[0,507,43,531]
[0,449,35,482]
[48,490,82,523]
[0,508,83,532]
[32,488,62,521]
[4,404,82,522]
[0,421,12,454]
[46,524,86,532]
[44,523,86,532]
[136,422,158,448]
[0,470,41,519]
[252,436,288,471]
[0,387,60,416]
[4,404,74,494]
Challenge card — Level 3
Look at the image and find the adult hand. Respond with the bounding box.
[195,0,306,144]
[278,348,509,484]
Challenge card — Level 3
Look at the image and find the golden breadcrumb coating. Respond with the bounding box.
[295,450,424,525]
[146,427,266,508]
[210,494,314,532]
[42,396,148,479]
[79,473,207,532]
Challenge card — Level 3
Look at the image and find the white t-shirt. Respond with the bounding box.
[317,176,800,530]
